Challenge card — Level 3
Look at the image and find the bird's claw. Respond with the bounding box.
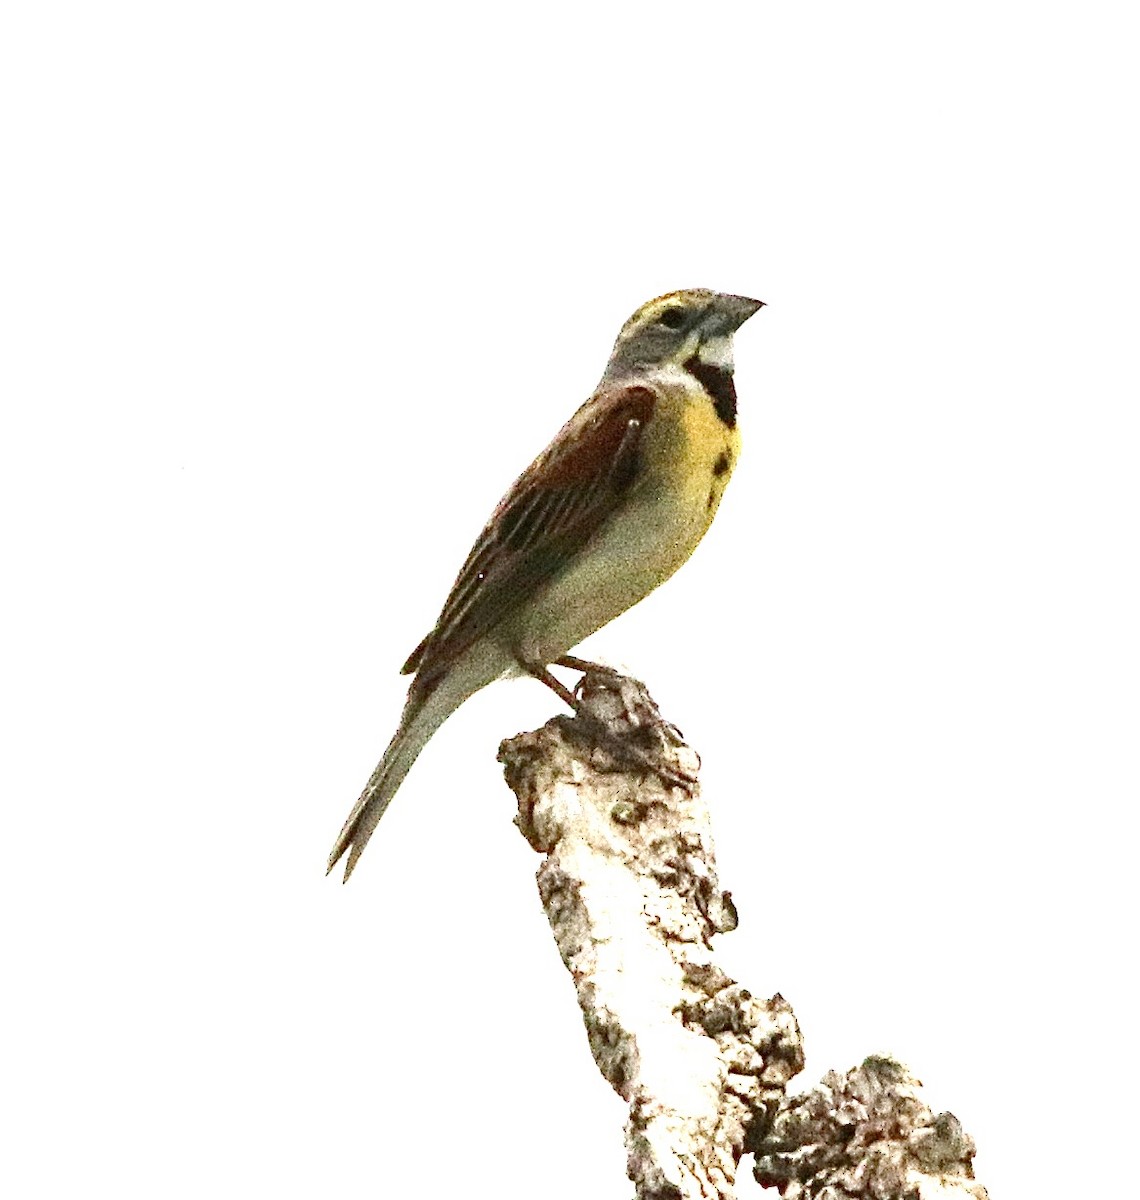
[564,665,699,791]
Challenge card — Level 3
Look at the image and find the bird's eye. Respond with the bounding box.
[657,306,686,329]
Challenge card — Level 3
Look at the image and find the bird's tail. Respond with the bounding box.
[327,650,504,881]
[328,684,453,882]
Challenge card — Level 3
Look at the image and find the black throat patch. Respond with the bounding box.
[683,355,737,428]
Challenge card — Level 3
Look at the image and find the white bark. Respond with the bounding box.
[497,668,988,1200]
[499,668,801,1199]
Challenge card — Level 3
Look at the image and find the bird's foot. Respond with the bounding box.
[563,663,699,791]
[519,656,698,790]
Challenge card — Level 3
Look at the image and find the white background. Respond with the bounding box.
[2,3,1136,1197]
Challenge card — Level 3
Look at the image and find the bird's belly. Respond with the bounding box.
[508,476,720,666]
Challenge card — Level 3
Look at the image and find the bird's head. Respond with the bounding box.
[601,289,765,384]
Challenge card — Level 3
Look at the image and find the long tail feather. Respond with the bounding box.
[326,703,438,882]
[328,651,502,881]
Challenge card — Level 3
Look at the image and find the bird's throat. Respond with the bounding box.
[683,354,737,429]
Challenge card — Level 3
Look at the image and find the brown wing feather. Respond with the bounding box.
[407,383,657,691]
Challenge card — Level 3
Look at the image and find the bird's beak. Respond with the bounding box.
[721,294,766,329]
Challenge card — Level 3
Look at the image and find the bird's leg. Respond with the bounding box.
[554,654,615,675]
[518,657,696,791]
[520,660,579,710]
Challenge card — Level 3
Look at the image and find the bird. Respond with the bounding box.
[328,288,764,880]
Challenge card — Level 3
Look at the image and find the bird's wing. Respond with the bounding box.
[404,382,658,690]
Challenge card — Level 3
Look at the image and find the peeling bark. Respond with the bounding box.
[753,1056,988,1199]
[497,668,986,1200]
[499,668,802,1199]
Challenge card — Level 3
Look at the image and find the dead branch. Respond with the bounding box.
[497,668,987,1200]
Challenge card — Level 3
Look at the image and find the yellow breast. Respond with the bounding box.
[663,371,741,524]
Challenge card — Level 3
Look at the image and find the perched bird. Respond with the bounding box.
[328,288,764,880]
